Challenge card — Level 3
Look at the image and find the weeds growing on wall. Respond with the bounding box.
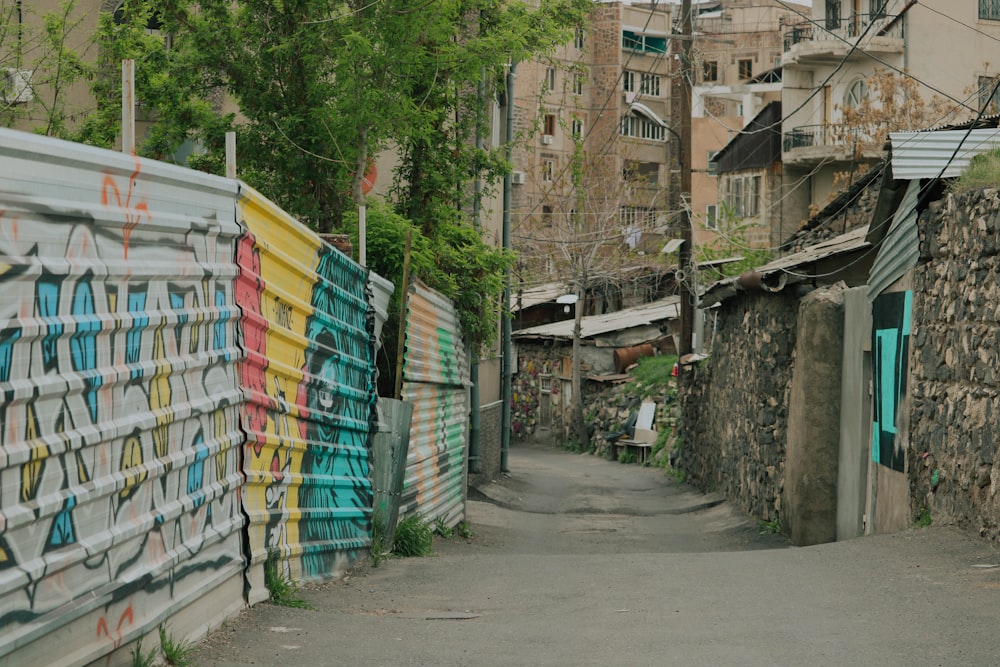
[130,635,157,667]
[621,354,679,400]
[158,625,195,667]
[757,518,781,535]
[950,147,1000,193]
[393,515,434,557]
[264,553,311,609]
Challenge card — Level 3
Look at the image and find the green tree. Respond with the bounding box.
[695,202,771,283]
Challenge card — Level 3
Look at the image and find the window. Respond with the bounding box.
[542,205,553,225]
[619,206,653,227]
[706,151,719,176]
[982,0,1000,20]
[725,175,761,218]
[705,204,719,231]
[571,118,584,138]
[870,0,887,20]
[624,161,659,184]
[620,113,663,141]
[575,28,585,49]
[545,67,556,91]
[544,113,556,135]
[542,160,555,182]
[826,1,841,30]
[620,114,637,137]
[979,76,1000,113]
[703,61,718,83]
[639,117,664,141]
[622,30,667,54]
[640,73,661,96]
[623,70,636,93]
[844,78,867,109]
[573,73,583,96]
[738,59,753,80]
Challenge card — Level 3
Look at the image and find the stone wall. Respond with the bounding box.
[910,189,1000,540]
[680,291,800,522]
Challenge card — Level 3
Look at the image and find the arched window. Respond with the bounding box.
[844,78,867,109]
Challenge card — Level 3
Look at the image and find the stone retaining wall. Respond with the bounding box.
[680,291,799,522]
[911,189,1000,540]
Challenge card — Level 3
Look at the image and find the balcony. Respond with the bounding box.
[782,123,885,167]
[783,13,904,67]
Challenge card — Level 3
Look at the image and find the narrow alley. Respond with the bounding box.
[191,441,1000,667]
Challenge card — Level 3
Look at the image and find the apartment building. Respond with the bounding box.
[511,0,808,287]
[780,0,1000,235]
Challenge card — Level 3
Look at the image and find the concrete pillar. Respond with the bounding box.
[785,286,845,546]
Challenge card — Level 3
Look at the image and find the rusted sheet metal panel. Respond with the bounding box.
[400,282,469,527]
[0,130,245,667]
[235,185,375,589]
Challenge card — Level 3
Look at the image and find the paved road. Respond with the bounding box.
[191,440,1000,667]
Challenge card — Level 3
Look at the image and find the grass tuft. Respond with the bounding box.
[264,552,311,609]
[951,147,1000,193]
[393,514,434,557]
[159,624,195,667]
[130,635,157,667]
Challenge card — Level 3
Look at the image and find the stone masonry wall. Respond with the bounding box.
[680,291,800,522]
[911,189,1000,540]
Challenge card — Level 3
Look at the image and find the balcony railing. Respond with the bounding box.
[783,13,903,51]
[782,123,878,153]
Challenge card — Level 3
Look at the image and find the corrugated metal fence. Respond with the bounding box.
[400,281,470,528]
[0,130,469,666]
[0,132,245,667]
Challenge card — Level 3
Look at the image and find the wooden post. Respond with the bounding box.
[121,59,135,155]
[225,131,237,178]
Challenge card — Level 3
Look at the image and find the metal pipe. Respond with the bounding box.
[500,63,516,473]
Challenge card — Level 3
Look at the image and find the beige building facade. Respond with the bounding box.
[780,0,1000,235]
[511,0,808,287]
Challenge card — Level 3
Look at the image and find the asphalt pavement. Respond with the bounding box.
[190,439,1000,667]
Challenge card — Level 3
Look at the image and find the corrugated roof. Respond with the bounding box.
[867,179,920,300]
[513,296,680,341]
[889,129,1000,179]
[701,225,871,307]
[510,281,568,312]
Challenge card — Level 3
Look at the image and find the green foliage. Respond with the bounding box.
[352,200,514,353]
[264,553,311,609]
[950,147,1000,194]
[915,507,933,528]
[158,625,194,667]
[697,202,772,283]
[393,515,434,558]
[617,448,637,464]
[0,0,93,134]
[130,635,157,667]
[665,466,686,483]
[370,510,388,568]
[757,518,781,534]
[622,354,678,400]
[456,522,473,539]
[435,518,454,538]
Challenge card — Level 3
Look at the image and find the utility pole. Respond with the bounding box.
[678,0,695,358]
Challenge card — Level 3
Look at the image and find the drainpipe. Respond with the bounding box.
[501,62,516,473]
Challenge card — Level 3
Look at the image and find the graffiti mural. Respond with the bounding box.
[0,136,245,667]
[236,186,375,584]
[872,290,912,472]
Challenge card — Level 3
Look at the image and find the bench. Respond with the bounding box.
[612,438,653,465]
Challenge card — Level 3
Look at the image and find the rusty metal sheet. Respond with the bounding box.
[0,129,245,667]
[400,282,469,528]
[235,185,375,590]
